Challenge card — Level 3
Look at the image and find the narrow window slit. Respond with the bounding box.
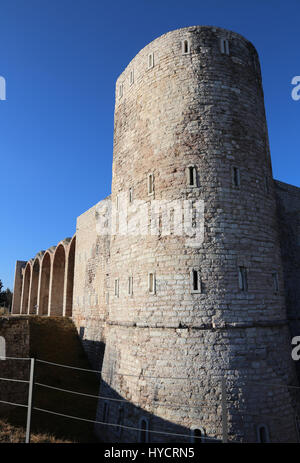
[187,165,197,187]
[148,273,155,294]
[191,269,201,293]
[128,276,133,296]
[182,39,190,54]
[130,69,134,85]
[139,418,149,443]
[114,278,119,297]
[232,167,240,187]
[148,53,154,69]
[129,187,133,203]
[220,38,230,55]
[238,267,248,292]
[272,272,279,292]
[148,173,154,194]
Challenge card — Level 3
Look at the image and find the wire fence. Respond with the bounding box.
[0,355,300,443]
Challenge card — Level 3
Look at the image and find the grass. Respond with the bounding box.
[0,418,73,443]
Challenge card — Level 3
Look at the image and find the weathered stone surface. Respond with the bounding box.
[72,200,110,368]
[0,317,30,411]
[97,25,300,443]
[11,26,300,443]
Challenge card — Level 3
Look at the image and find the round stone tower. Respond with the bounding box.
[96,26,299,443]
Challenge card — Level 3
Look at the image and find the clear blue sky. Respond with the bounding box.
[0,0,299,290]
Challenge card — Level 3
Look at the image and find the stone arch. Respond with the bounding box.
[50,244,66,316]
[21,262,31,314]
[40,252,52,315]
[65,235,76,317]
[29,258,40,314]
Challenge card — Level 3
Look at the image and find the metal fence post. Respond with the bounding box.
[25,358,35,444]
[221,377,228,443]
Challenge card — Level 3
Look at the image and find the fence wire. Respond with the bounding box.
[35,381,208,409]
[0,355,299,443]
[32,406,220,441]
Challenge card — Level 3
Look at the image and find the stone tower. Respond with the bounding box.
[95,25,299,443]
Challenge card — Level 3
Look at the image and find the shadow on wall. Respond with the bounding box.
[95,379,219,444]
[0,321,217,444]
[275,190,300,384]
[2,319,297,443]
[80,331,300,444]
[94,368,300,444]
[79,327,106,375]
[0,317,101,443]
[77,329,213,443]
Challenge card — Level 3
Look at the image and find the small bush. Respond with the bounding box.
[0,307,9,316]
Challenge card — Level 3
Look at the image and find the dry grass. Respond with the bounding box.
[0,418,73,443]
[0,307,9,316]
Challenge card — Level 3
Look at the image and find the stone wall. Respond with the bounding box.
[0,317,30,412]
[10,25,300,443]
[97,25,300,442]
[275,180,300,321]
[97,323,298,443]
[72,200,110,370]
[0,316,101,441]
[275,180,300,379]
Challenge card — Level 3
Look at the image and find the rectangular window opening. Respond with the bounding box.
[238,267,248,291]
[139,418,149,443]
[128,276,133,296]
[114,278,119,298]
[188,166,197,187]
[148,173,154,194]
[129,187,133,203]
[191,269,201,293]
[182,39,190,54]
[272,272,279,292]
[130,69,134,85]
[193,270,198,291]
[220,38,230,55]
[149,273,155,294]
[232,167,240,187]
[148,53,154,69]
